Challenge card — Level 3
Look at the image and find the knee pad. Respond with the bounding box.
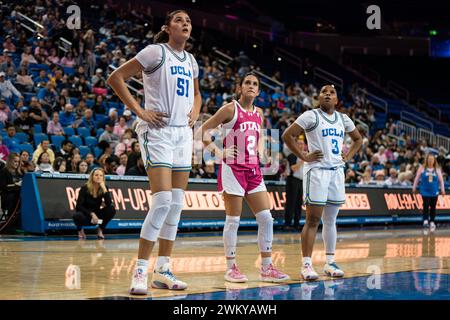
[223,215,240,257]
[256,210,273,253]
[140,191,172,241]
[159,189,185,241]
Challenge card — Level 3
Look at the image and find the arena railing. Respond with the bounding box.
[313,67,344,94]
[395,121,417,140]
[417,98,442,122]
[401,111,434,131]
[107,64,144,97]
[356,88,388,114]
[16,12,45,38]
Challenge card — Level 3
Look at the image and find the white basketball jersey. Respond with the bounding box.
[295,108,355,174]
[135,43,198,132]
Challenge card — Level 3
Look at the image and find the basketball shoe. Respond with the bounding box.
[259,264,290,282]
[224,264,248,283]
[151,263,187,290]
[129,268,148,295]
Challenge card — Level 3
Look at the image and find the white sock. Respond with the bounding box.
[226,258,236,269]
[136,259,148,273]
[155,256,170,271]
[302,257,312,266]
[261,257,272,268]
[326,254,335,264]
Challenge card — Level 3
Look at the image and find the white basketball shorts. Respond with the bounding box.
[303,167,346,206]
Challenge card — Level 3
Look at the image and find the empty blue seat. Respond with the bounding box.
[95,114,108,126]
[85,136,98,147]
[68,135,83,148]
[86,99,94,108]
[63,127,75,136]
[19,143,34,155]
[77,127,90,138]
[51,135,65,149]
[14,132,29,143]
[93,147,103,158]
[33,124,42,134]
[33,133,48,146]
[96,128,104,138]
[79,146,90,158]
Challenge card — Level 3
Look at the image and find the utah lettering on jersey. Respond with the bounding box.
[239,121,261,132]
[322,128,344,138]
[170,65,192,78]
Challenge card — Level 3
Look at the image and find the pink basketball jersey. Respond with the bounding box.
[222,100,262,170]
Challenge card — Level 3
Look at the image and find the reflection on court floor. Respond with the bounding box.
[1,227,449,300]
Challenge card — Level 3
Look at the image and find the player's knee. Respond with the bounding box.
[306,215,321,228]
[140,191,172,241]
[159,189,184,241]
[256,210,273,229]
[256,210,273,252]
[223,216,240,236]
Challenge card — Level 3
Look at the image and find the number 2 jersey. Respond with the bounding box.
[222,100,262,171]
[134,43,199,132]
[294,108,356,174]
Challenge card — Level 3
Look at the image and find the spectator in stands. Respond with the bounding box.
[35,152,54,173]
[77,160,89,174]
[358,167,374,185]
[99,121,120,149]
[114,128,135,156]
[19,150,34,173]
[70,75,90,98]
[37,81,58,112]
[47,111,64,135]
[91,68,105,87]
[46,48,60,65]
[20,46,37,66]
[105,108,119,127]
[0,135,9,162]
[78,109,96,135]
[0,71,23,103]
[113,116,128,137]
[92,95,106,116]
[15,68,34,92]
[116,152,128,176]
[13,107,33,135]
[374,170,386,186]
[201,160,217,179]
[373,145,388,165]
[59,103,76,128]
[123,109,135,127]
[28,97,49,133]
[0,98,11,125]
[0,152,22,217]
[3,36,16,53]
[385,168,400,186]
[125,157,146,176]
[52,157,66,173]
[4,125,21,153]
[33,70,49,89]
[55,140,73,162]
[345,168,359,184]
[85,153,98,172]
[67,153,82,173]
[11,100,24,123]
[32,140,55,165]
[0,50,16,74]
[73,168,116,239]
[61,51,76,68]
[125,141,141,172]
[104,155,119,175]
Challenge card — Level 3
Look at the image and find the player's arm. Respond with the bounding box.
[193,103,235,160]
[343,129,363,162]
[107,58,167,128]
[282,122,323,162]
[188,78,202,127]
[256,108,269,164]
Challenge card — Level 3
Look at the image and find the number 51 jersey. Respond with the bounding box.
[294,108,356,174]
[222,100,262,171]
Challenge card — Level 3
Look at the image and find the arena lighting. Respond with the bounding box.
[277,57,282,61]
[253,44,257,48]
[429,30,438,36]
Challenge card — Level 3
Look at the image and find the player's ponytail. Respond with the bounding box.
[153,10,188,44]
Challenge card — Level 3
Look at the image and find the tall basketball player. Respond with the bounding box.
[282,85,362,280]
[194,73,290,283]
[107,10,202,294]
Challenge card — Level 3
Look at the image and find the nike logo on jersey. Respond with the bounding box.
[170,65,192,78]
[322,128,344,138]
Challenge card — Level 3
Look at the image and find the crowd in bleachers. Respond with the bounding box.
[0,1,449,187]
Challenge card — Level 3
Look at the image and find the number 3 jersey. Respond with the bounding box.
[294,108,356,174]
[135,43,199,131]
[222,100,262,171]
